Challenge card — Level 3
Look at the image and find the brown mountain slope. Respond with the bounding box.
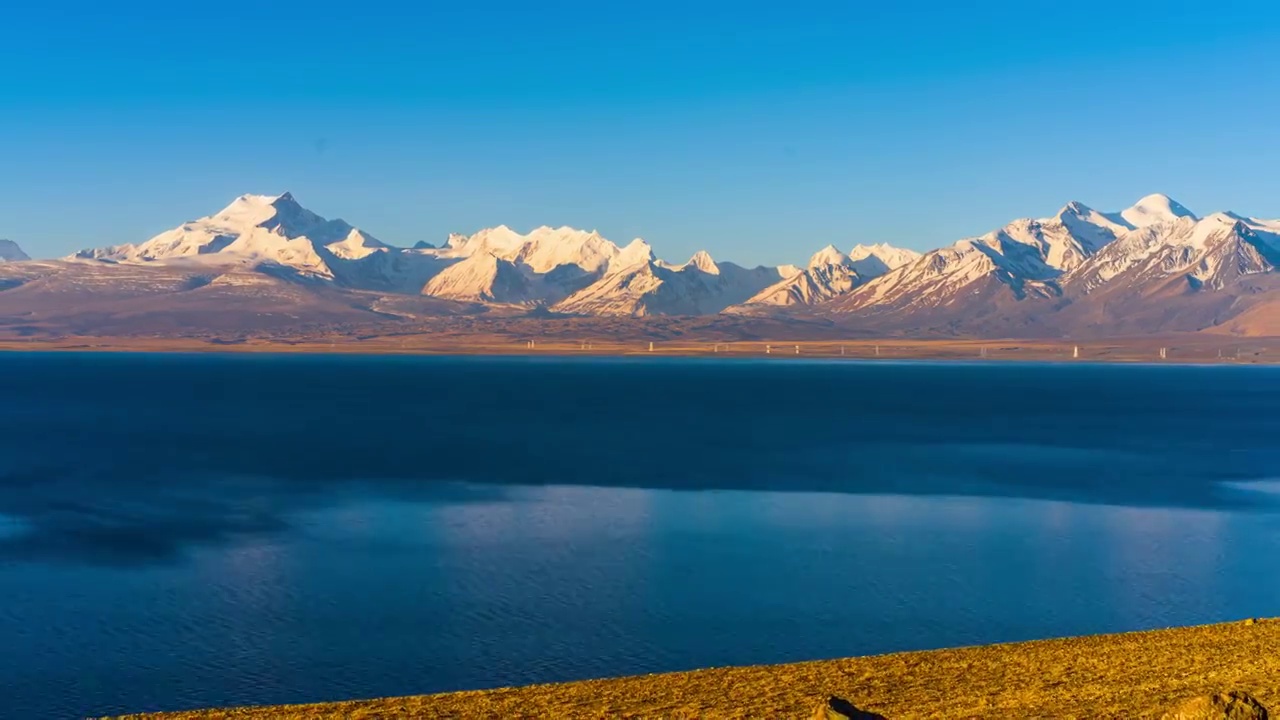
[0,261,475,337]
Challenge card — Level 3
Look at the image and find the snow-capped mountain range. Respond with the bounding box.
[1,189,1270,335]
[72,193,444,294]
[828,193,1280,327]
[64,192,921,316]
[730,244,923,308]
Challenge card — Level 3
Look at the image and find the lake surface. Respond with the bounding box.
[2,354,1279,718]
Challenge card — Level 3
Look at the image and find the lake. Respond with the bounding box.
[1,353,1278,718]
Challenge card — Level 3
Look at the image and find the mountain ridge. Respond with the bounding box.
[0,190,1266,337]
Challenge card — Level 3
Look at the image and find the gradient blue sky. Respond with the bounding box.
[2,0,1278,264]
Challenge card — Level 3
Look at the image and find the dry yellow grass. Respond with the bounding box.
[110,618,1279,719]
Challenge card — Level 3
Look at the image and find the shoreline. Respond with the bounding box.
[2,335,1279,365]
[109,618,1280,719]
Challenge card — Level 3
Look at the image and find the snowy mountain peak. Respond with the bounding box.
[325,228,390,260]
[421,250,538,305]
[1120,193,1196,228]
[808,244,851,268]
[440,226,522,261]
[1056,200,1095,218]
[849,242,918,263]
[847,243,922,278]
[440,225,622,274]
[69,192,371,278]
[686,250,719,274]
[214,192,297,219]
[733,244,860,308]
[513,227,617,273]
[1051,200,1133,247]
[614,239,655,269]
[201,191,355,243]
[0,239,29,262]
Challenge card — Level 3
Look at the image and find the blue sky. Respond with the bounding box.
[2,0,1278,264]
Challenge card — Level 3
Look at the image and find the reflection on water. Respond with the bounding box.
[0,355,1279,717]
[9,483,1275,718]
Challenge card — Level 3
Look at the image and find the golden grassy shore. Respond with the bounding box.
[111,618,1279,719]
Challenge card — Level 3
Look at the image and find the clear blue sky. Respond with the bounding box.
[2,0,1278,265]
